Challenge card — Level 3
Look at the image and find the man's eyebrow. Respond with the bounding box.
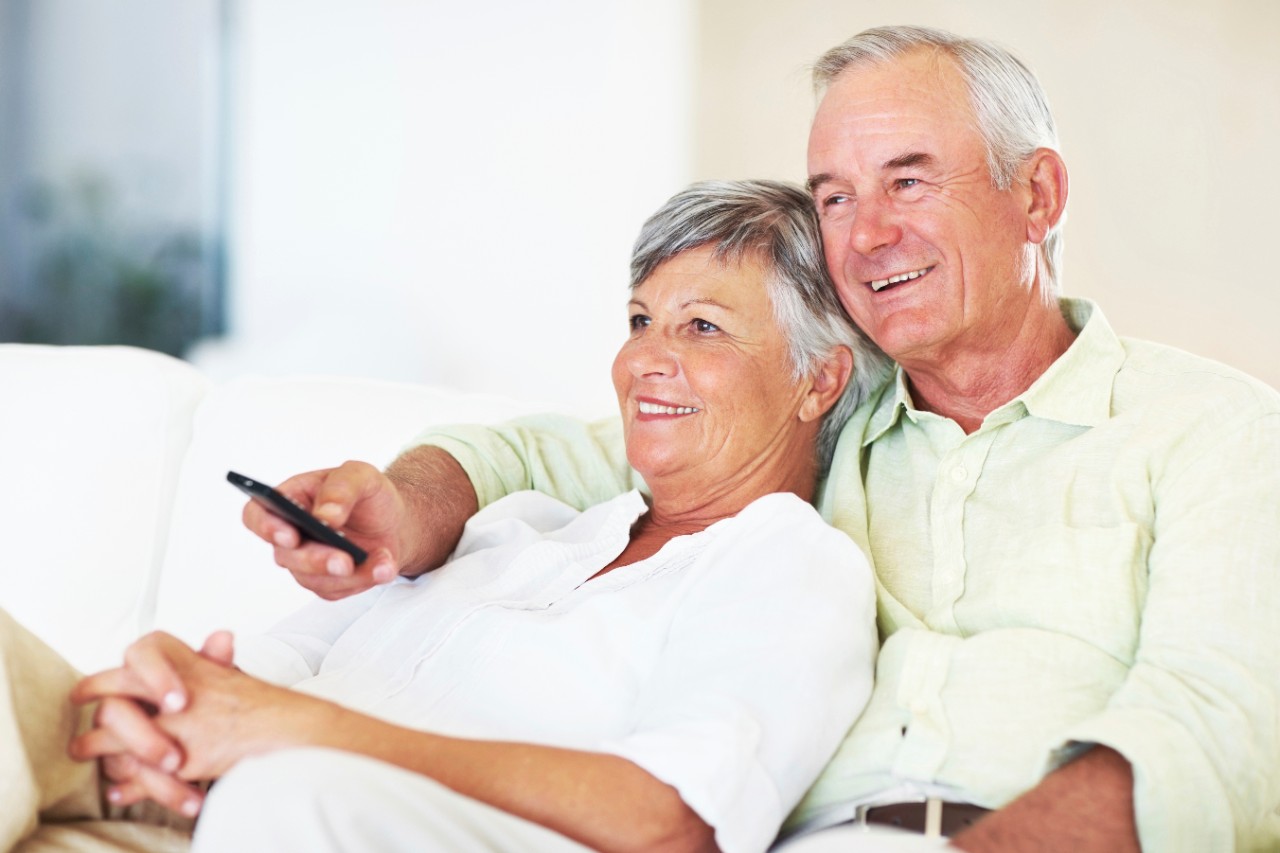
[807,155,933,193]
[806,173,835,194]
[884,151,935,171]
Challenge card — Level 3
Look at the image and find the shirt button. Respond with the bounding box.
[950,466,967,483]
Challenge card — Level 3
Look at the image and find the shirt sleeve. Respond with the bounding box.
[1060,406,1280,852]
[411,413,639,511]
[596,494,879,853]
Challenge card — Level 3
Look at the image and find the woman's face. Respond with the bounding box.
[612,245,823,503]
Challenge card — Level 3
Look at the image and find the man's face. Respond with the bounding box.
[807,49,1040,367]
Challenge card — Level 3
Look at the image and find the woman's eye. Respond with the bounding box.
[629,314,650,331]
[692,318,720,334]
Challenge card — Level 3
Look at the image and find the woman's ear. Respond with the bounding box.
[799,346,853,423]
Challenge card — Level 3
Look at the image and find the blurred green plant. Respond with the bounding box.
[3,171,216,357]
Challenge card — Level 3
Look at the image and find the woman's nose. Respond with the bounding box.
[623,333,679,378]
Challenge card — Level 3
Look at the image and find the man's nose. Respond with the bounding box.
[849,196,902,256]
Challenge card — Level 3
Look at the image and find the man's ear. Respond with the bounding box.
[1024,147,1068,245]
[799,345,854,423]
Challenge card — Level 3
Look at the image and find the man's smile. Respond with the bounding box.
[867,265,935,292]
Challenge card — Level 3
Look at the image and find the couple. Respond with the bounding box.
[9,23,1280,853]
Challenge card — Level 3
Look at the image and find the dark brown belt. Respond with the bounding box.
[863,801,992,837]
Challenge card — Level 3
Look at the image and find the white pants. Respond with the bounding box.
[192,747,597,853]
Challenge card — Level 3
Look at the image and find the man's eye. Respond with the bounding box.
[692,319,720,334]
[895,178,920,190]
[629,314,650,331]
[821,193,850,207]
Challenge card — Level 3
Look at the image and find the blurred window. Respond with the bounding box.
[0,0,229,357]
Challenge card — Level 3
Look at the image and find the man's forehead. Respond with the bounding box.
[816,49,973,123]
[807,51,981,175]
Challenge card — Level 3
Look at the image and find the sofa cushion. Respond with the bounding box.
[0,345,207,673]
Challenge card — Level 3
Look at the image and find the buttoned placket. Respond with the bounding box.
[888,405,1023,781]
[923,422,1001,633]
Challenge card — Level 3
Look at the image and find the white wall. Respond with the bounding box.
[693,0,1280,391]
[199,0,694,418]
[205,0,1277,409]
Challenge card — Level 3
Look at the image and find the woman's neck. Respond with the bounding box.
[593,461,817,580]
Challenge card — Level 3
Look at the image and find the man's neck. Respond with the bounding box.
[901,300,1078,434]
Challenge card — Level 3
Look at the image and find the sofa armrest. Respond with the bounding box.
[0,345,207,673]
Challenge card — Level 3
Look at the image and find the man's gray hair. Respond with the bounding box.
[631,179,890,469]
[814,25,1065,293]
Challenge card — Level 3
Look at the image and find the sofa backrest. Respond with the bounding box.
[0,343,564,674]
[151,374,550,651]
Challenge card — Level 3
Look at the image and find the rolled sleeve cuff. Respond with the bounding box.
[599,721,783,853]
[1061,708,1234,853]
[412,427,533,511]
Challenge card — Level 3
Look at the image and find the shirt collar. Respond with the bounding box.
[862,297,1124,446]
[864,368,915,446]
[1014,298,1125,428]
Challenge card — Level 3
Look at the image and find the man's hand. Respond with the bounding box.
[67,631,236,816]
[244,450,479,601]
[241,460,410,599]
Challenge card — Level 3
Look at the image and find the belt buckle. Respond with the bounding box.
[856,797,946,838]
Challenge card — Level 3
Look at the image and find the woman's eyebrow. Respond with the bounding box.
[629,297,734,313]
[682,298,732,312]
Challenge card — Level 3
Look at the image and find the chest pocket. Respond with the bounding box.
[953,522,1150,666]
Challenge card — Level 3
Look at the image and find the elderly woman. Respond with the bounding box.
[40,180,886,853]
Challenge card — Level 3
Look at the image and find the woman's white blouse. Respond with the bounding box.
[238,489,876,853]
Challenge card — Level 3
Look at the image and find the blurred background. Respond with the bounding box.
[2,0,1276,418]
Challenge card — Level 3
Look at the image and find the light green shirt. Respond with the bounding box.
[420,299,1280,852]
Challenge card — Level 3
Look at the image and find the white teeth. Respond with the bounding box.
[638,401,700,415]
[869,266,931,292]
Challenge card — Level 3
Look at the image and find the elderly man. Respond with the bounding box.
[98,25,1279,853]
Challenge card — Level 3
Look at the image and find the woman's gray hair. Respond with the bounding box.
[813,25,1065,294]
[631,179,890,470]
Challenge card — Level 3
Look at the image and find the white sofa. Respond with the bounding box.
[0,343,554,675]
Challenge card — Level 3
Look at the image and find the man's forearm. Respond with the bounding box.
[385,446,478,577]
[952,745,1140,852]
